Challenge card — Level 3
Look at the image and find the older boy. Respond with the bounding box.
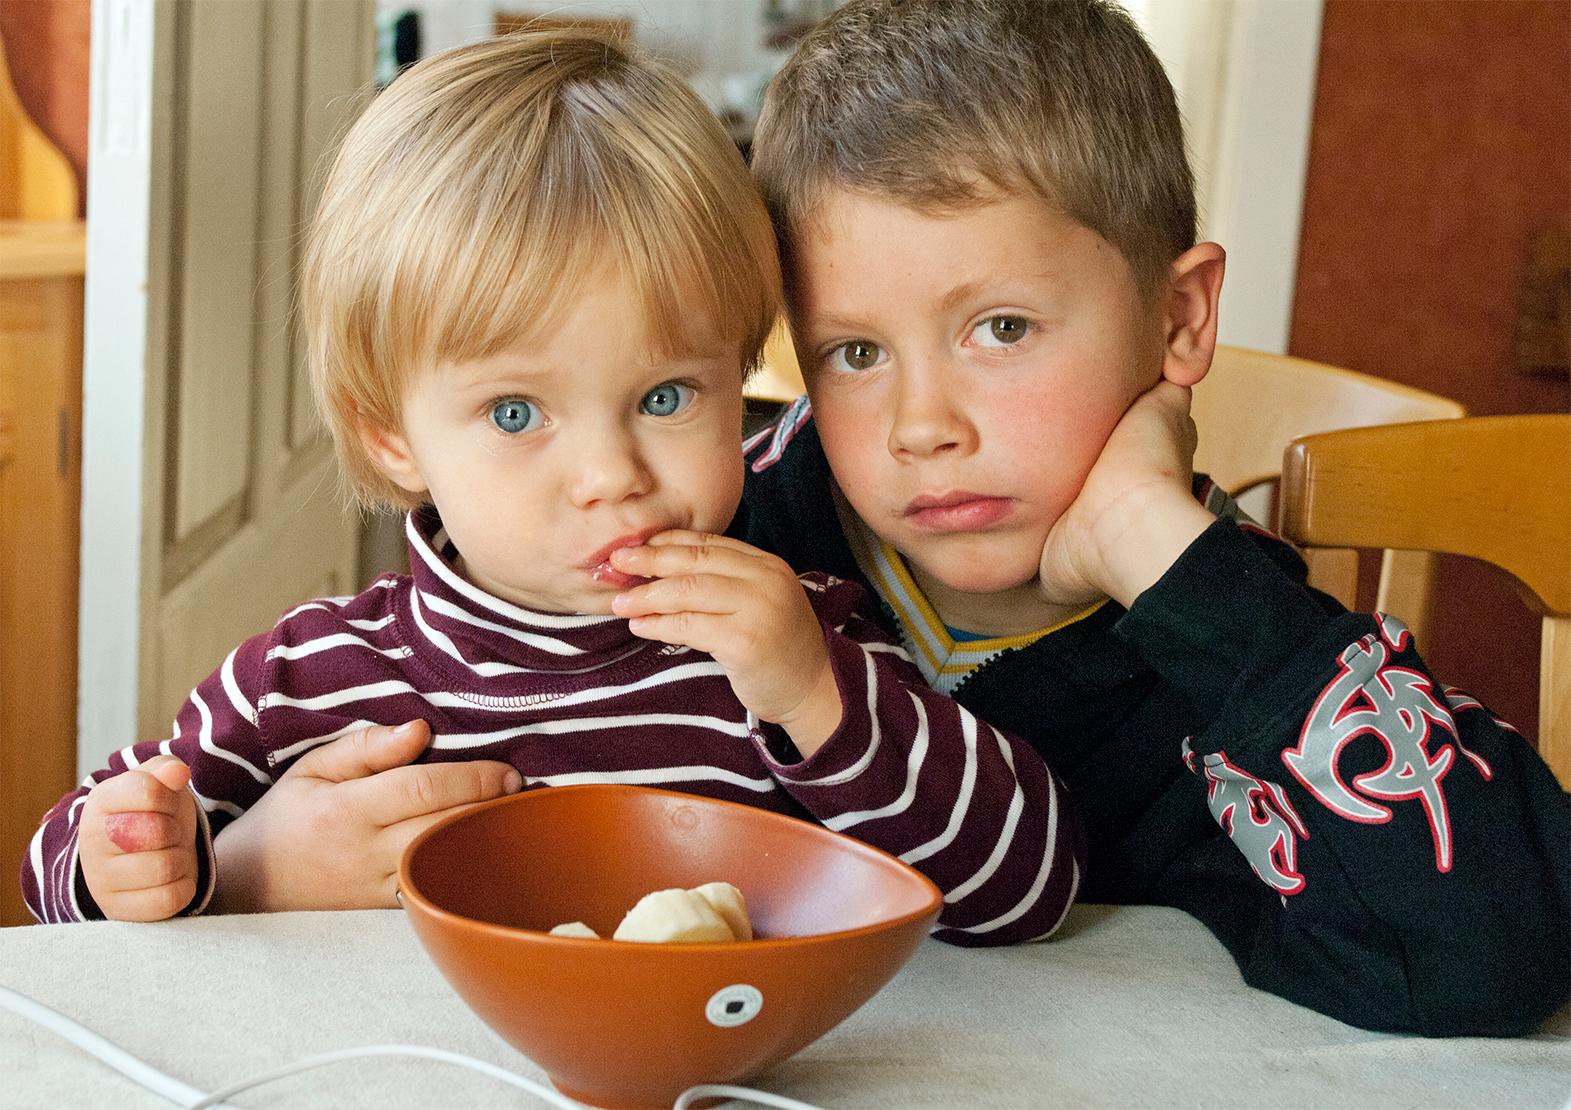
[731,0,1569,1035]
[22,30,1080,944]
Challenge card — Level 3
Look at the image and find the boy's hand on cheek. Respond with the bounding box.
[209,721,523,913]
[611,532,842,757]
[1039,380,1215,609]
[79,756,200,922]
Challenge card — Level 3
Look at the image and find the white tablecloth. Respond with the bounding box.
[2,905,1567,1108]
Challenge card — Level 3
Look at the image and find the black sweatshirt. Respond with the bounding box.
[731,409,1571,1037]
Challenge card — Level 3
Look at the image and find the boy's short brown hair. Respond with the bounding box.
[751,0,1194,297]
[303,31,781,510]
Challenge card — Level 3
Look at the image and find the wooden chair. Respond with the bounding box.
[1279,415,1571,788]
[1193,345,1466,644]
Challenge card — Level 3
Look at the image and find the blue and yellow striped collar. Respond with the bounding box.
[835,494,1106,695]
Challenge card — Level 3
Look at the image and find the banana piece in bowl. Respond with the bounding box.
[548,881,753,943]
[614,888,733,943]
[690,881,753,942]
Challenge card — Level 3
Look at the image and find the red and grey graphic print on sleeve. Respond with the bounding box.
[1125,516,1570,1036]
[762,575,1084,947]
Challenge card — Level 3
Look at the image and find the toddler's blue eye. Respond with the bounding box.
[640,382,694,417]
[490,398,539,434]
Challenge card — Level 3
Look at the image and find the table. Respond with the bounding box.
[2,905,1567,1108]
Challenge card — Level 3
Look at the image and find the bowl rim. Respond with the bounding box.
[396,783,945,950]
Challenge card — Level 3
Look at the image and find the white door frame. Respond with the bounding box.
[1134,0,1325,353]
[78,0,160,777]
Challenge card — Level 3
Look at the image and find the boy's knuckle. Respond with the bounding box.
[408,770,441,811]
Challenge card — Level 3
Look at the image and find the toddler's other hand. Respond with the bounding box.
[79,755,200,922]
[1039,380,1213,609]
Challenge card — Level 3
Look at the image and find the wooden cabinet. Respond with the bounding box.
[1,29,83,927]
[0,223,83,927]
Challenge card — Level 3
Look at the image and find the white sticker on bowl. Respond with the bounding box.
[705,984,764,1027]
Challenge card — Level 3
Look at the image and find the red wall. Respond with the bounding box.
[0,0,91,214]
[1290,0,1570,739]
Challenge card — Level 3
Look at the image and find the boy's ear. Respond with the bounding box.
[355,414,429,495]
[1159,242,1226,388]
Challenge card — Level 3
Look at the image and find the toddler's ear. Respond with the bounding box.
[1160,242,1226,387]
[355,415,429,495]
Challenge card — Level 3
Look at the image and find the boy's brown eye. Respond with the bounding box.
[989,316,1027,344]
[839,341,882,372]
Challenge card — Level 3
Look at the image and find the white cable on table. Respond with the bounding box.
[1,983,830,1110]
[0,984,211,1107]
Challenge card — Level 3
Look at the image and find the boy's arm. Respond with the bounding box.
[1117,515,1571,1036]
[21,634,275,923]
[758,575,1085,947]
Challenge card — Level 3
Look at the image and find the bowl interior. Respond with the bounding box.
[404,785,938,939]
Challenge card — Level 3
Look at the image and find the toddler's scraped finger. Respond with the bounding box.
[104,810,185,853]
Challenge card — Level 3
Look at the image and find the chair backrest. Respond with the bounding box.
[1194,346,1467,493]
[1193,346,1466,643]
[1279,414,1571,788]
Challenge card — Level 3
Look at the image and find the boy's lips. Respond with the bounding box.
[902,492,1015,532]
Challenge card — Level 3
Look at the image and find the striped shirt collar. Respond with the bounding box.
[404,507,648,676]
[835,493,1106,696]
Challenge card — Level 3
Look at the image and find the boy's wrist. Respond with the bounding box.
[1093,488,1214,607]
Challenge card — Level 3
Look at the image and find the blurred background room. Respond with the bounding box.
[0,0,1566,926]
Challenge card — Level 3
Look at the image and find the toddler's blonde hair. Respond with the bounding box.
[303,31,781,509]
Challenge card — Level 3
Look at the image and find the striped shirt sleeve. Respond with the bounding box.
[21,630,275,923]
[759,576,1084,946]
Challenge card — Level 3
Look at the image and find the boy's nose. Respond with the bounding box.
[887,367,977,460]
[569,429,654,507]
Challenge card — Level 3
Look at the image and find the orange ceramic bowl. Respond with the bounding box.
[398,784,942,1109]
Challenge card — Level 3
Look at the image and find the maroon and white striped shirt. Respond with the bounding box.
[25,509,1082,942]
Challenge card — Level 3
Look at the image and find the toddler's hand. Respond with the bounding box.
[1038,380,1214,608]
[610,532,842,756]
[79,755,200,922]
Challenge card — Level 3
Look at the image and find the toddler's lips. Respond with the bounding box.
[589,563,650,589]
[583,529,663,588]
